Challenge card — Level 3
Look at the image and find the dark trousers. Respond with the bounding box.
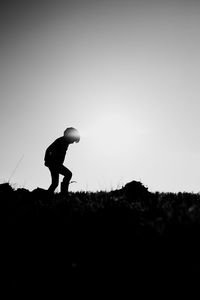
[47,164,72,194]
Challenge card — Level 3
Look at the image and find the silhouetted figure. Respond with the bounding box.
[44,127,80,195]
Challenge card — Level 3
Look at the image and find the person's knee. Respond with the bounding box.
[52,177,59,188]
[63,170,72,183]
[69,170,72,180]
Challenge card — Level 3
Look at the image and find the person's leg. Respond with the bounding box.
[48,166,59,194]
[58,165,72,195]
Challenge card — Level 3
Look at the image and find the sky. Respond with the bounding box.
[1,0,200,193]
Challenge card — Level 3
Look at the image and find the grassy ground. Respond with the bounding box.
[4,182,200,297]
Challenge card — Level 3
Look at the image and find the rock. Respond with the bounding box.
[123,180,150,201]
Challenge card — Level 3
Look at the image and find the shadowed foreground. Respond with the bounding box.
[4,181,200,296]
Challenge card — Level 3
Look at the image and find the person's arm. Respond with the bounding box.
[44,143,55,166]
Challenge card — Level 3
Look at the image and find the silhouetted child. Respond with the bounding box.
[44,127,80,195]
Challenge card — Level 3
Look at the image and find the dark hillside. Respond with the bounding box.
[4,181,200,296]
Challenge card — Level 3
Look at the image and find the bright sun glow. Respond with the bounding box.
[83,111,146,160]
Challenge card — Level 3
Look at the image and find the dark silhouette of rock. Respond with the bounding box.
[123,180,150,201]
[0,182,13,193]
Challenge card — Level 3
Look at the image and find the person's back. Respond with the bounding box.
[44,127,80,195]
[45,136,69,167]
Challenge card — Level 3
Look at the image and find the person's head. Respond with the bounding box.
[63,127,80,144]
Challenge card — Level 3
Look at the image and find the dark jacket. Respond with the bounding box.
[44,137,69,166]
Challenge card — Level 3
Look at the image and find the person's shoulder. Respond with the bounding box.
[54,136,63,142]
[57,136,64,141]
[49,136,62,146]
[55,136,68,145]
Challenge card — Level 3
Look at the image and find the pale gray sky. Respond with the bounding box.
[1,0,200,192]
